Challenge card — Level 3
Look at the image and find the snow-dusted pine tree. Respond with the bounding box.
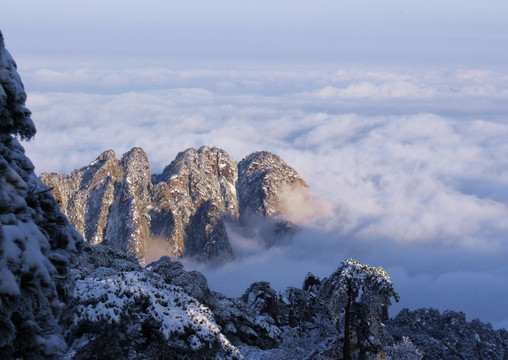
[0,30,82,359]
[382,336,423,360]
[0,32,35,140]
[326,259,400,360]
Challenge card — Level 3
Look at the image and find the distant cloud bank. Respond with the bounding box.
[20,61,508,329]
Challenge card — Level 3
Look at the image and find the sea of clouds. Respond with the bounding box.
[19,59,508,329]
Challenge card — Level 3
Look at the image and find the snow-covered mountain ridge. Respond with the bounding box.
[40,146,307,263]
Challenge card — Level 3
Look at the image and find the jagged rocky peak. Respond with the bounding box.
[104,147,152,259]
[237,151,308,217]
[120,147,151,186]
[97,148,116,161]
[41,145,310,262]
[83,149,121,185]
[41,147,153,260]
[41,149,124,246]
[150,146,239,259]
[153,145,239,217]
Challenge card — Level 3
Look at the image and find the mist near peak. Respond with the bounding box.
[19,62,508,330]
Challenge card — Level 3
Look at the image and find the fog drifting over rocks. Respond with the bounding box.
[20,61,508,329]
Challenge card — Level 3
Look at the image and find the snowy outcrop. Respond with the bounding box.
[148,256,282,350]
[0,31,82,359]
[388,308,508,360]
[63,245,242,360]
[41,146,308,262]
[241,281,279,323]
[64,245,329,358]
[66,247,508,359]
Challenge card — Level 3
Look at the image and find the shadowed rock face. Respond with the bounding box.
[41,145,308,262]
[184,200,233,261]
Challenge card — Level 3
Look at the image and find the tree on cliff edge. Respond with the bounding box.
[329,259,400,360]
[0,32,36,141]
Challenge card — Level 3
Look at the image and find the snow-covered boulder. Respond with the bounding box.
[147,255,212,304]
[62,269,242,360]
[148,256,283,350]
[241,281,279,322]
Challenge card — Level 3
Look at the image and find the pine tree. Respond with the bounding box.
[1,30,81,359]
[0,31,36,140]
[328,259,400,360]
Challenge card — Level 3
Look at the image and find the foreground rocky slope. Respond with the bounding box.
[61,243,336,359]
[63,243,508,360]
[41,146,308,263]
[63,245,243,360]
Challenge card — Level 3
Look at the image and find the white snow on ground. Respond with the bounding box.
[73,270,242,358]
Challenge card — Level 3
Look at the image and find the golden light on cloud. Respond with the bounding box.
[278,184,334,225]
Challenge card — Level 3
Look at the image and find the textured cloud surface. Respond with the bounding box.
[21,61,508,329]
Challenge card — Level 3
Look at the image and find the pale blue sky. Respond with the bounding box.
[2,0,508,64]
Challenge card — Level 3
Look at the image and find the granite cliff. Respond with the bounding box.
[40,146,308,262]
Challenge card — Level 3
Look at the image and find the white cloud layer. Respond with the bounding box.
[20,61,508,329]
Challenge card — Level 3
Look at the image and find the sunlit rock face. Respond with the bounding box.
[0,31,82,359]
[237,151,308,218]
[40,147,152,260]
[104,147,152,259]
[151,146,239,259]
[40,150,120,247]
[41,145,308,262]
